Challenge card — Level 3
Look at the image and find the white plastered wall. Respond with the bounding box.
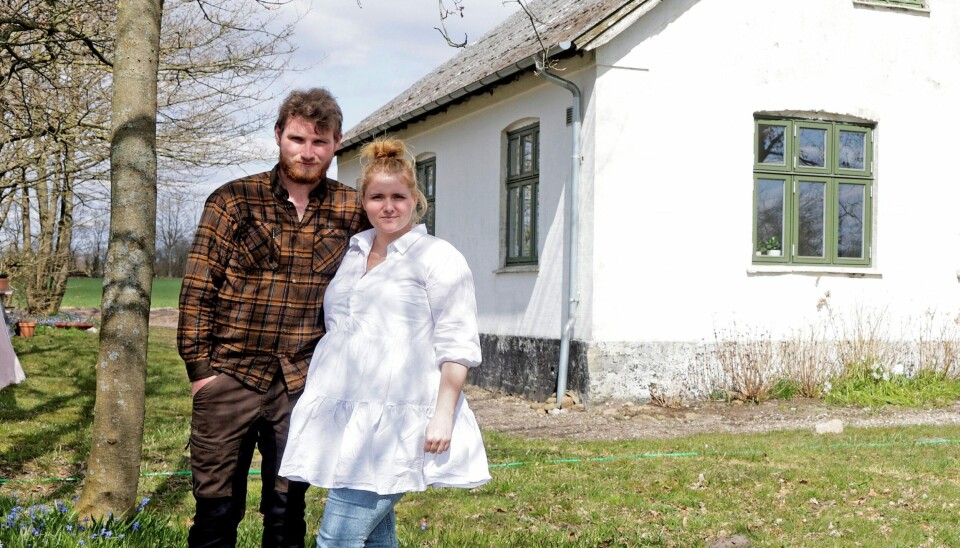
[589,0,960,345]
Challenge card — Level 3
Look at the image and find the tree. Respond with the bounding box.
[74,0,162,519]
[155,186,201,278]
[0,0,295,314]
[70,0,295,521]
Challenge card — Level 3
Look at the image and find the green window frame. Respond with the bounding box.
[753,119,873,267]
[505,125,539,265]
[416,156,436,235]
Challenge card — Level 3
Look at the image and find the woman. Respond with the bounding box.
[279,137,490,546]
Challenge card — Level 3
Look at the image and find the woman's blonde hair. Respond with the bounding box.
[358,137,429,224]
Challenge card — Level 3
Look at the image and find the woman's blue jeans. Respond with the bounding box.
[317,488,405,547]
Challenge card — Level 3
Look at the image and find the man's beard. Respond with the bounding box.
[279,154,328,185]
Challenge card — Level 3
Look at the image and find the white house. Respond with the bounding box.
[335,0,960,404]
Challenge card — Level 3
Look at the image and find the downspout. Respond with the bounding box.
[535,43,582,409]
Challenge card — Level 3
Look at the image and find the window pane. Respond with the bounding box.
[837,183,865,258]
[797,181,825,257]
[521,134,534,175]
[521,184,533,257]
[509,137,520,177]
[426,164,435,196]
[508,186,520,258]
[798,127,827,168]
[757,124,786,165]
[839,131,866,170]
[756,178,784,253]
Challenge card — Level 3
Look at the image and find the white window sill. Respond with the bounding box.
[494,264,539,274]
[852,1,929,14]
[747,264,882,278]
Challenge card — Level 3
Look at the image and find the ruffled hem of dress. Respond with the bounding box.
[280,395,490,495]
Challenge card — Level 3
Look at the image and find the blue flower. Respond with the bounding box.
[132,521,140,531]
[136,497,150,512]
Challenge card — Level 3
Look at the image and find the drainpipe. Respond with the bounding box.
[535,43,582,409]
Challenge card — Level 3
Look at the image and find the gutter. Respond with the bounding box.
[534,43,582,410]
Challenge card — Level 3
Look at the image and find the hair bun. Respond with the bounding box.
[361,137,409,164]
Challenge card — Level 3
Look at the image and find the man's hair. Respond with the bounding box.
[275,88,343,139]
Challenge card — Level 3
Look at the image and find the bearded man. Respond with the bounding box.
[178,88,369,547]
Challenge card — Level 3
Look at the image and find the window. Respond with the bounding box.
[753,118,873,267]
[505,125,539,265]
[416,157,436,235]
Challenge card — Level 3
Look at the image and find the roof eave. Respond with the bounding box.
[337,0,660,155]
[338,43,576,154]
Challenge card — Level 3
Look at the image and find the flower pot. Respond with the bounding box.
[766,249,782,257]
[16,321,36,337]
[0,278,9,292]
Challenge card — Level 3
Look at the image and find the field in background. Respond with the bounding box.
[60,277,181,309]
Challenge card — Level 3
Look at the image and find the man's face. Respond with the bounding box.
[275,115,341,186]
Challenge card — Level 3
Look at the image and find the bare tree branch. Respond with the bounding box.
[434,0,467,48]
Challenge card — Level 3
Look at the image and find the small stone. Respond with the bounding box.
[571,404,586,412]
[815,419,844,434]
[560,395,575,408]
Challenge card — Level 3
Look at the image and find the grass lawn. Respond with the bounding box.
[3,328,960,546]
[60,277,182,309]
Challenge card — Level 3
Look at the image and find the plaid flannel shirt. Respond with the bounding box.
[178,166,369,393]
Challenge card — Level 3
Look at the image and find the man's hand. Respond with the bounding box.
[191,375,219,396]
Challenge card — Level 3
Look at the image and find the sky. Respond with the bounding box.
[224,0,520,181]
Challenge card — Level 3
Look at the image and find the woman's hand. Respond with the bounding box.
[424,416,453,453]
[425,361,468,453]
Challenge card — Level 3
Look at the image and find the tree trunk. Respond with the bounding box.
[76,0,163,520]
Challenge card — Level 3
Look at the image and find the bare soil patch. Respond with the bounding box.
[62,307,179,329]
[465,386,960,442]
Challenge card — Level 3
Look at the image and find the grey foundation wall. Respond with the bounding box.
[469,334,589,403]
[469,337,706,406]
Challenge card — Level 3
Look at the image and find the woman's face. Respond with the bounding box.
[363,172,416,238]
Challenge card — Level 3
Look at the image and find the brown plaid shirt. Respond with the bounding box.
[178,166,369,393]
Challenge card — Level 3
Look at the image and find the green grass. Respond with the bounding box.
[60,277,182,309]
[4,329,960,546]
[827,361,960,407]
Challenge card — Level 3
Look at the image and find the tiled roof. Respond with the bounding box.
[340,0,646,150]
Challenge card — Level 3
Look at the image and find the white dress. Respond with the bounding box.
[0,324,26,391]
[279,225,491,495]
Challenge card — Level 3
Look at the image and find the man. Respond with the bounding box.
[178,88,369,547]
